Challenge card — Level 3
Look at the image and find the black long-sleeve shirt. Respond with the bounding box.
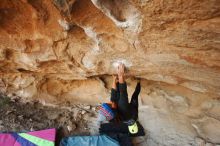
[100,121,145,137]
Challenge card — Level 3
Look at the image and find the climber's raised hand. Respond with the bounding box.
[117,63,125,76]
[117,63,125,83]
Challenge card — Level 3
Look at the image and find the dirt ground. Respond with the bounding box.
[0,95,99,145]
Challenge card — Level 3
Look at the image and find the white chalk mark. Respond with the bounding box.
[112,59,132,68]
[58,19,70,31]
[83,27,101,53]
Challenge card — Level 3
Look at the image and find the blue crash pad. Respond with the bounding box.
[60,135,120,146]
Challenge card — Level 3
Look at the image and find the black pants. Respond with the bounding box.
[111,82,141,121]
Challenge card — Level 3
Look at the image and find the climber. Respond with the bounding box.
[98,63,145,137]
[112,63,140,124]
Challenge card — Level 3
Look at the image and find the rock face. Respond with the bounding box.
[0,0,220,145]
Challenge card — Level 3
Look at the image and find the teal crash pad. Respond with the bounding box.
[60,135,120,146]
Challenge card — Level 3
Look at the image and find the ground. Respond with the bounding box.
[0,95,97,145]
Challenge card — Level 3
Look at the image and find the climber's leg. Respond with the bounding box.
[129,82,141,121]
[130,82,141,110]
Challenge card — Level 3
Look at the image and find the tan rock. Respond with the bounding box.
[195,137,205,146]
[0,0,220,145]
[205,143,214,146]
[192,117,220,144]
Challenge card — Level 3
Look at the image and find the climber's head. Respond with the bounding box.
[98,103,114,122]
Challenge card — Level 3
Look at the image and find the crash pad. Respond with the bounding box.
[0,128,56,146]
[60,135,120,146]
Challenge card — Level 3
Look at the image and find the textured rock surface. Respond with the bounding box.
[0,0,220,145]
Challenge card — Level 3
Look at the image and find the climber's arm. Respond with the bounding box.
[111,75,118,102]
[118,63,127,97]
[117,64,130,120]
[112,75,118,90]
